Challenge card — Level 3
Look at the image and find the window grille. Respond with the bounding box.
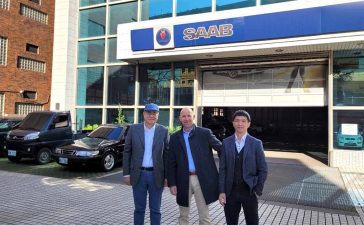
[0,94,4,116]
[0,0,9,10]
[20,4,48,24]
[0,36,7,65]
[15,103,43,115]
[17,56,45,73]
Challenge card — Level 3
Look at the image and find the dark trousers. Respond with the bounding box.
[132,170,163,225]
[224,187,259,225]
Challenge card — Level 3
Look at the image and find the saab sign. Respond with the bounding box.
[154,26,174,50]
[183,24,234,40]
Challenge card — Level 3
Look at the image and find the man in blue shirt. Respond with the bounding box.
[123,103,169,225]
[168,108,222,225]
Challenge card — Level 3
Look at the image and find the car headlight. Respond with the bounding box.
[75,150,99,157]
[54,148,62,154]
[24,132,40,140]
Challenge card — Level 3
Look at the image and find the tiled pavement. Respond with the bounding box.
[1,152,364,224]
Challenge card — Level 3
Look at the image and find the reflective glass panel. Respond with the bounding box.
[333,50,364,106]
[76,108,102,131]
[139,63,171,105]
[216,0,255,11]
[109,1,138,35]
[78,39,105,65]
[138,109,170,127]
[108,38,117,63]
[107,108,134,124]
[77,67,104,106]
[173,109,182,128]
[141,0,173,21]
[333,110,364,150]
[174,62,194,106]
[108,65,136,105]
[79,7,106,38]
[80,0,105,7]
[261,0,294,5]
[177,0,211,16]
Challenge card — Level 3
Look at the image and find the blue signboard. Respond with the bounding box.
[130,1,364,52]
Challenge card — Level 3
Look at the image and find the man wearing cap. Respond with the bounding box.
[123,103,169,225]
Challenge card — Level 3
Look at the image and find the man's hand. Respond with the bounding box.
[170,186,177,196]
[123,176,131,186]
[219,193,226,206]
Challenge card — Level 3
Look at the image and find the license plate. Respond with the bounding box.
[59,157,68,164]
[8,150,17,156]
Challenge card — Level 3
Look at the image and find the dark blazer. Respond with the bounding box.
[123,123,169,188]
[168,125,222,207]
[219,134,268,197]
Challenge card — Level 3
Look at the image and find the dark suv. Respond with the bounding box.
[0,116,24,156]
[6,111,73,164]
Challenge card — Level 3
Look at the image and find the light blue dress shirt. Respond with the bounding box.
[235,133,248,153]
[183,130,196,172]
[142,124,156,167]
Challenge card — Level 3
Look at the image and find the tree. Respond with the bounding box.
[116,104,125,125]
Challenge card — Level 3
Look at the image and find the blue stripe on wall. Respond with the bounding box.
[130,1,364,51]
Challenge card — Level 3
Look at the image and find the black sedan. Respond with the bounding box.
[52,124,129,171]
[0,117,24,156]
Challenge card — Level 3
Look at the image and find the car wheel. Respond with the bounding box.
[101,152,116,172]
[8,156,21,163]
[36,148,51,165]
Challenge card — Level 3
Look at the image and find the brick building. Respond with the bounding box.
[0,0,54,116]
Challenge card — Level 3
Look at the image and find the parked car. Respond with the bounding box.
[6,111,73,164]
[336,125,363,149]
[52,124,129,172]
[0,116,24,156]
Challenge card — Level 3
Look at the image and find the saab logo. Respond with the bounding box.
[156,28,171,46]
[183,24,233,41]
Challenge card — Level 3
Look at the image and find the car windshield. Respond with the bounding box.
[88,127,123,141]
[18,113,51,131]
[0,122,10,129]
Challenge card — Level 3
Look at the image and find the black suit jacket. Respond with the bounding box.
[168,125,222,207]
[219,134,268,197]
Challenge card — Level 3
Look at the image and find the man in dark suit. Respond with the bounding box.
[123,103,169,225]
[168,108,222,225]
[219,110,268,225]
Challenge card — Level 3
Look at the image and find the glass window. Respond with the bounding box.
[20,4,48,24]
[174,62,194,106]
[141,0,173,21]
[333,50,364,106]
[216,0,255,11]
[108,2,138,35]
[76,108,102,131]
[333,110,364,150]
[108,38,117,63]
[107,108,134,124]
[139,63,171,105]
[79,7,106,38]
[0,36,8,65]
[261,0,295,5]
[80,0,105,7]
[78,39,105,65]
[108,65,136,105]
[177,0,211,16]
[26,43,39,54]
[138,109,170,127]
[77,67,104,106]
[173,108,182,128]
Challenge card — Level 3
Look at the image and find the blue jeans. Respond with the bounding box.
[133,170,163,225]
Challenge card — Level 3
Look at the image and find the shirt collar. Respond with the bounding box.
[144,123,156,131]
[235,133,247,143]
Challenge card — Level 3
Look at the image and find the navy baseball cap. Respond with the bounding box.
[144,103,159,112]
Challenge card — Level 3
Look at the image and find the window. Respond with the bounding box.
[108,65,136,105]
[261,0,295,5]
[26,43,39,54]
[216,0,255,11]
[141,0,172,21]
[80,0,105,7]
[78,39,105,65]
[109,2,137,35]
[0,36,7,65]
[0,94,4,116]
[53,115,69,128]
[177,0,211,16]
[29,0,41,4]
[77,67,104,106]
[22,90,37,99]
[79,7,106,38]
[174,62,194,106]
[20,4,48,24]
[107,108,134,124]
[15,103,43,115]
[17,57,45,73]
[76,108,102,131]
[0,0,9,10]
